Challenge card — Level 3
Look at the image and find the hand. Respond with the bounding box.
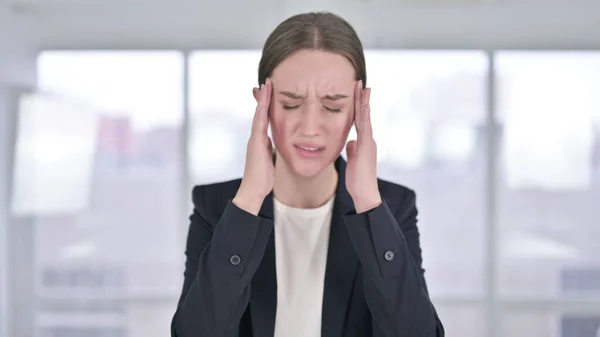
[234,79,275,215]
[345,81,382,213]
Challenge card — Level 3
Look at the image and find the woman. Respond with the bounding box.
[171,12,444,337]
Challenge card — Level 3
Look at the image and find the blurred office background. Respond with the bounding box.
[0,1,599,337]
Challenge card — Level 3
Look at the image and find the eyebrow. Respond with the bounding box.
[277,91,349,101]
[278,91,304,99]
[323,94,349,101]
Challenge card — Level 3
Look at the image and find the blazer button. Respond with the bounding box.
[230,255,242,266]
[384,250,395,261]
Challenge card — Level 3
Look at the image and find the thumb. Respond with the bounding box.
[346,140,357,160]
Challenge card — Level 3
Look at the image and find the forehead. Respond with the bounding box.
[270,49,356,90]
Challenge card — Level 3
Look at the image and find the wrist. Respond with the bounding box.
[233,192,264,216]
[353,194,382,214]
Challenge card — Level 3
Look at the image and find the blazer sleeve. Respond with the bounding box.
[171,186,274,337]
[342,189,444,337]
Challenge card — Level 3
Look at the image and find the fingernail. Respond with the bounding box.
[358,80,363,88]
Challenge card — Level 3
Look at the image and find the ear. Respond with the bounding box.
[252,87,260,103]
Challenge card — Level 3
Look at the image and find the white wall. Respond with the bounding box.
[2,0,600,80]
[10,0,600,50]
[0,4,36,336]
[0,85,8,337]
[0,6,9,337]
[0,5,36,84]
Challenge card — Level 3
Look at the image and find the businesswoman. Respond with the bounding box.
[171,12,444,337]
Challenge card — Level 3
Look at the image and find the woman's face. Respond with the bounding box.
[255,49,357,178]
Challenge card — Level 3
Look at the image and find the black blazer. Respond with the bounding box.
[171,157,444,337]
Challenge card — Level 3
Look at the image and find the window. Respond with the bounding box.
[434,304,486,337]
[495,52,600,299]
[5,48,596,337]
[502,311,600,337]
[10,51,185,337]
[364,51,489,299]
[188,50,262,185]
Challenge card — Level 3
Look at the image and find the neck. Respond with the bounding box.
[273,158,338,209]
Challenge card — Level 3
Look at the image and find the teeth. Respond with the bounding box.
[297,145,319,151]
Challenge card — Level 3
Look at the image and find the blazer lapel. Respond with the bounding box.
[250,192,277,337]
[321,157,359,337]
[249,157,359,337]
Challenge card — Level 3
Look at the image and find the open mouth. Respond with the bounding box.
[294,144,325,157]
[295,145,322,151]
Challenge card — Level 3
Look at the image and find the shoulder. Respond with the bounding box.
[377,178,416,202]
[376,178,417,215]
[192,178,242,203]
[191,178,242,221]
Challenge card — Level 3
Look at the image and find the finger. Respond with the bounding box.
[362,88,373,137]
[251,84,265,135]
[260,79,273,133]
[346,140,357,160]
[252,80,272,135]
[353,80,363,133]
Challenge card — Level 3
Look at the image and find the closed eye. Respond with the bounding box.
[283,104,341,113]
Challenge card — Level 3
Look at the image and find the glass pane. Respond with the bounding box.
[503,311,600,337]
[12,93,99,215]
[496,51,600,299]
[188,50,262,184]
[16,51,185,337]
[365,51,488,298]
[434,303,486,337]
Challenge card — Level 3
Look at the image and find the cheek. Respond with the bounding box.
[327,115,354,144]
[344,113,354,131]
[340,113,354,136]
[269,109,291,143]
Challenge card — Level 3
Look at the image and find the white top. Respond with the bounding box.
[273,196,335,337]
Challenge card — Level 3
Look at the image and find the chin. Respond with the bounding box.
[276,148,330,178]
[291,160,328,178]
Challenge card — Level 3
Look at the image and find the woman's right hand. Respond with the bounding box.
[233,79,274,215]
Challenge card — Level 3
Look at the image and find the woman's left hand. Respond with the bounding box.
[345,81,382,213]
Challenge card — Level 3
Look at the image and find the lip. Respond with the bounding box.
[293,143,325,158]
[294,143,325,149]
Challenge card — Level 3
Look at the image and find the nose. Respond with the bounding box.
[299,104,320,137]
